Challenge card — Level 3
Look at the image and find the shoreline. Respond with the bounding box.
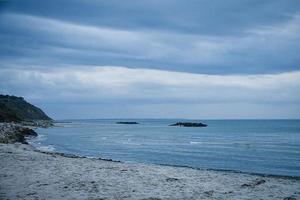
[1,122,300,199]
[2,120,299,180]
[32,142,300,181]
[27,123,300,180]
[28,127,300,180]
[1,143,299,200]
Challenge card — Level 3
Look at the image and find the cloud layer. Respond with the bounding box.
[1,9,300,73]
[0,66,300,118]
[0,1,299,118]
[1,66,300,118]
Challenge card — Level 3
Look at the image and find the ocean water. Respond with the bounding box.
[30,119,300,177]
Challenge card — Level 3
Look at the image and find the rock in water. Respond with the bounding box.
[169,122,207,127]
[116,122,139,124]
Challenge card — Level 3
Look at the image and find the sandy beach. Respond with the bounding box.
[0,143,299,200]
[1,0,300,198]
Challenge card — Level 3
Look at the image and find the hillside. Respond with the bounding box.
[0,95,52,122]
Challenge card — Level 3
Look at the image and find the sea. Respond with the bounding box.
[29,119,300,177]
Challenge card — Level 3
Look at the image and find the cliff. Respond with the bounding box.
[0,94,52,122]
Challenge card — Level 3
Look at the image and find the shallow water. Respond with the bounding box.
[30,119,300,177]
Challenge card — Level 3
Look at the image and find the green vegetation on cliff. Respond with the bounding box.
[0,95,52,122]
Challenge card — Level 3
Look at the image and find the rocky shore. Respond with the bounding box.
[0,120,52,144]
[0,94,53,143]
[0,123,37,144]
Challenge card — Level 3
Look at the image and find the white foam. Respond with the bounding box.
[37,145,56,152]
[190,141,203,145]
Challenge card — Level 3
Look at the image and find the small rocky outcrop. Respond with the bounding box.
[0,123,38,144]
[170,122,207,127]
[116,122,139,124]
[20,127,38,137]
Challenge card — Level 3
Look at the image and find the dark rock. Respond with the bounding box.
[166,177,179,182]
[169,122,207,127]
[99,158,121,162]
[254,179,266,186]
[20,128,38,137]
[0,123,38,144]
[26,192,37,196]
[283,197,297,200]
[241,179,266,188]
[204,190,214,196]
[116,121,139,124]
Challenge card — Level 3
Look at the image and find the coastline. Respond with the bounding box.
[28,120,300,180]
[1,122,300,199]
[32,143,300,181]
[1,143,299,200]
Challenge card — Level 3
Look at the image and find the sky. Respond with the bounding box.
[0,0,300,119]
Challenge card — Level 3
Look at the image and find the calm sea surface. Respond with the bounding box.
[30,119,300,177]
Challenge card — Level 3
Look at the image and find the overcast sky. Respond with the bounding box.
[0,0,300,119]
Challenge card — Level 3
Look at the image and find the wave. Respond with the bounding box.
[36,144,56,152]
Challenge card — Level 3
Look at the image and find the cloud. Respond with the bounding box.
[0,1,300,118]
[4,0,300,35]
[1,12,300,73]
[1,66,299,105]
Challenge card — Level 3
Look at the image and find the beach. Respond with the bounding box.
[1,0,300,199]
[1,143,299,200]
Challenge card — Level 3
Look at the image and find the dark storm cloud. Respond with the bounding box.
[0,0,299,73]
[4,0,300,35]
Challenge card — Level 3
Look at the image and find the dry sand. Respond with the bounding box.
[0,143,299,200]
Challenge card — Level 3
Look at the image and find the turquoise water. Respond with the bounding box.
[30,119,300,177]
